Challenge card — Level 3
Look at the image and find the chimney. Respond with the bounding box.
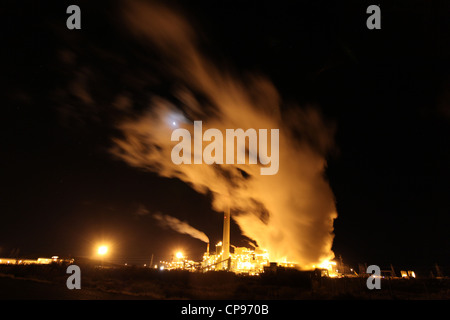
[222,206,230,269]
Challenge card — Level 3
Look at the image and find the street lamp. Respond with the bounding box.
[175,251,183,260]
[97,245,108,267]
[98,245,108,255]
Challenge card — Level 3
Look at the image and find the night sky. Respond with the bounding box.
[1,0,449,271]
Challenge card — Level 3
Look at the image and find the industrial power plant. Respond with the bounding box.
[156,209,422,281]
[158,208,306,275]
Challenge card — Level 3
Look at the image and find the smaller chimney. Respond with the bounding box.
[206,242,210,255]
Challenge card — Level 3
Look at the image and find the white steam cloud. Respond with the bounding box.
[111,0,338,268]
[153,212,209,244]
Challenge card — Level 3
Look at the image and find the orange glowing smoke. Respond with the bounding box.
[111,0,337,268]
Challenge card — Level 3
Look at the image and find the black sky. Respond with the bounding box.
[1,0,449,271]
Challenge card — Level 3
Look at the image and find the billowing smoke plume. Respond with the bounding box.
[111,0,337,268]
[153,213,209,244]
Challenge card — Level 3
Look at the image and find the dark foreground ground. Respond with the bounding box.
[0,274,141,300]
[1,264,449,300]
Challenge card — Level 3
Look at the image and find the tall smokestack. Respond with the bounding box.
[206,242,210,255]
[222,206,230,269]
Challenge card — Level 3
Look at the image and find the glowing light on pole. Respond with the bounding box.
[175,251,184,259]
[98,245,108,255]
[97,245,108,267]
